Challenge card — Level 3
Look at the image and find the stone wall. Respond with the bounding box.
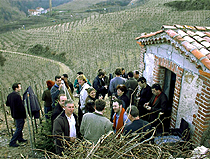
[138,42,210,145]
[176,71,203,133]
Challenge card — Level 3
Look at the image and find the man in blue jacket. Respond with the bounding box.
[50,75,64,109]
[93,71,107,99]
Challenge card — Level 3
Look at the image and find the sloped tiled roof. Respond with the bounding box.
[135,25,210,71]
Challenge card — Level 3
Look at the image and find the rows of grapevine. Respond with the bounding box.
[0,50,71,101]
[0,0,210,83]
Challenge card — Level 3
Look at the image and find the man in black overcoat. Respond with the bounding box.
[6,83,27,147]
[144,83,168,127]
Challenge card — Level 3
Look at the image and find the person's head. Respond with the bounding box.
[98,71,105,78]
[133,70,139,80]
[127,71,134,78]
[77,71,83,76]
[12,83,21,92]
[46,80,55,89]
[58,94,67,107]
[86,99,95,110]
[113,99,123,114]
[55,75,62,86]
[121,68,125,75]
[98,68,103,72]
[116,84,127,97]
[62,74,68,82]
[151,83,162,96]
[77,75,87,86]
[95,99,106,111]
[115,68,122,76]
[137,77,147,88]
[126,105,139,121]
[64,100,74,117]
[86,87,96,99]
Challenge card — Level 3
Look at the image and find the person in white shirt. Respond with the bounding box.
[53,100,80,155]
[77,75,90,126]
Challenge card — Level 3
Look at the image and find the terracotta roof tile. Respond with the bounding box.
[174,24,185,29]
[191,41,204,49]
[184,36,195,43]
[184,25,196,30]
[201,58,210,69]
[165,30,178,38]
[174,35,185,44]
[186,30,196,37]
[162,25,177,30]
[201,41,210,48]
[136,24,210,70]
[195,26,206,31]
[193,36,205,42]
[199,48,210,56]
[203,37,210,42]
[205,32,210,37]
[177,30,188,37]
[182,41,196,52]
[156,30,164,34]
[191,49,205,60]
[195,31,206,37]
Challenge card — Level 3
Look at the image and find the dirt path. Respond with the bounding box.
[0,49,72,75]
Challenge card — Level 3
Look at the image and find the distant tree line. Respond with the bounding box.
[164,0,210,10]
[27,44,66,62]
[93,0,132,7]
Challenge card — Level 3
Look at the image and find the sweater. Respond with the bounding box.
[80,112,113,143]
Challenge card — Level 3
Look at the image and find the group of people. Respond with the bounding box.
[6,67,168,156]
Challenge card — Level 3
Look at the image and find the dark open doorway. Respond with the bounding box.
[163,68,176,130]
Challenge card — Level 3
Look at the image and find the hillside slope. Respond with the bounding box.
[0,0,72,24]
[0,0,209,82]
[0,50,71,93]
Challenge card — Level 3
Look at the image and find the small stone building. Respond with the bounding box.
[136,25,210,144]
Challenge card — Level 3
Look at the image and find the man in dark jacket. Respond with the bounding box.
[6,83,27,147]
[50,75,64,109]
[51,94,67,125]
[137,77,152,120]
[124,106,151,138]
[125,71,138,105]
[144,83,168,127]
[62,74,74,94]
[93,71,107,99]
[53,100,80,155]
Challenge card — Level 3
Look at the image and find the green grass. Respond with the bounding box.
[0,51,66,97]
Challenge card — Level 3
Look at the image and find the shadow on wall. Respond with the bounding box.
[201,120,210,148]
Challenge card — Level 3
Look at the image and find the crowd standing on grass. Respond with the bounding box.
[7,67,169,156]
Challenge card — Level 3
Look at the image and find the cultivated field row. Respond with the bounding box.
[0,50,71,100]
[0,0,209,82]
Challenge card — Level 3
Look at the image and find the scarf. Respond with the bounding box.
[113,107,125,133]
[152,92,162,106]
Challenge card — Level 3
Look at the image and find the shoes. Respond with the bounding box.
[9,143,19,147]
[18,139,27,143]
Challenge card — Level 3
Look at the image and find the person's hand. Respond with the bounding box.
[143,102,149,108]
[58,83,63,90]
[145,106,151,110]
[70,137,76,142]
[159,112,164,115]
